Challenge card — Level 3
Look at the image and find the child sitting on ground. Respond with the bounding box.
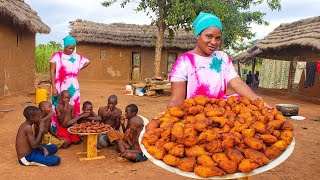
[78,101,101,124]
[15,106,60,166]
[98,95,123,148]
[35,101,69,148]
[121,104,139,133]
[117,115,147,163]
[56,90,90,144]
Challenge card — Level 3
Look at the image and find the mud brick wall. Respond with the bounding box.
[76,43,185,81]
[0,20,35,98]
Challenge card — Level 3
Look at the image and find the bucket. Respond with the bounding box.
[125,85,133,95]
[35,88,47,104]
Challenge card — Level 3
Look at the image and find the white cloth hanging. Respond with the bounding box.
[293,62,306,84]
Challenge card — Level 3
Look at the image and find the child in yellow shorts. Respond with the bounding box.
[34,101,69,148]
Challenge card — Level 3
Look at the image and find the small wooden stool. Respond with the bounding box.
[76,134,105,161]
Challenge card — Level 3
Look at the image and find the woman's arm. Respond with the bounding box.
[50,62,58,97]
[228,77,260,101]
[168,81,186,107]
[80,62,90,70]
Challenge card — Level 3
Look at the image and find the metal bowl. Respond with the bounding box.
[275,104,300,116]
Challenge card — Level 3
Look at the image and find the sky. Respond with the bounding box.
[25,0,320,45]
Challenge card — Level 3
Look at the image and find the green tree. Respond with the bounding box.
[102,0,281,77]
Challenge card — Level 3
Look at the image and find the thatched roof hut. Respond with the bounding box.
[0,0,50,34]
[69,19,196,50]
[233,16,320,62]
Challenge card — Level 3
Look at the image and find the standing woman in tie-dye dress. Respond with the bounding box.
[168,12,268,107]
[50,36,90,131]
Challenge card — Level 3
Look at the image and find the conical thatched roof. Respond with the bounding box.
[0,0,50,34]
[69,19,197,50]
[233,16,320,62]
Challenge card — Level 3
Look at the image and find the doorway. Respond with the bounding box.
[131,52,141,81]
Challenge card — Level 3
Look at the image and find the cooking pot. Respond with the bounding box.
[275,104,300,116]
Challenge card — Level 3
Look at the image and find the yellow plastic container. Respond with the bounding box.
[35,88,47,104]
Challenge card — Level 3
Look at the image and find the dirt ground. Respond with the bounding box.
[1,79,319,180]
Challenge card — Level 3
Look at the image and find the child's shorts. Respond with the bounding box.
[98,134,110,148]
[133,153,148,163]
[18,144,60,166]
[42,133,65,148]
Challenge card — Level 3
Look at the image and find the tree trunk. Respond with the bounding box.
[252,58,255,85]
[153,25,165,77]
[237,60,241,77]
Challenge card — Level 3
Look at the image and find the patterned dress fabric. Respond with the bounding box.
[259,59,291,89]
[50,52,89,128]
[169,51,239,99]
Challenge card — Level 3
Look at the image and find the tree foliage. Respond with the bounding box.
[102,0,281,76]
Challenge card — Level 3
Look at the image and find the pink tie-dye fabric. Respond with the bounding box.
[169,51,238,99]
[50,52,89,127]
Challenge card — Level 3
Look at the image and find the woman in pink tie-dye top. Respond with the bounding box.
[169,12,263,107]
[50,36,90,129]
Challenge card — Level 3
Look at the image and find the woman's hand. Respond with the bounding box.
[52,87,58,97]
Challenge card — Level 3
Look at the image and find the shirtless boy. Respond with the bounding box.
[78,101,101,124]
[121,104,139,133]
[117,116,147,163]
[98,95,123,147]
[15,106,60,166]
[56,90,89,144]
[35,101,69,148]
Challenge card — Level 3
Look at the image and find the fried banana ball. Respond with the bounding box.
[238,159,260,173]
[147,146,166,160]
[226,148,244,164]
[171,122,184,140]
[218,159,238,174]
[142,132,159,146]
[178,157,196,172]
[272,130,281,138]
[185,145,211,157]
[168,144,185,157]
[162,154,180,167]
[197,155,217,168]
[244,148,270,166]
[194,166,225,178]
[280,130,294,144]
[183,127,198,146]
[242,128,256,138]
[187,106,202,116]
[163,154,181,167]
[163,142,177,151]
[211,117,227,127]
[260,134,278,144]
[155,137,170,148]
[272,140,288,151]
[146,119,160,132]
[203,140,223,153]
[194,95,208,106]
[281,121,294,131]
[212,152,229,164]
[250,121,266,133]
[267,120,284,130]
[264,146,282,160]
[169,107,185,118]
[244,137,265,150]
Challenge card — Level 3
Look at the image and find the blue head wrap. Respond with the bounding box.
[63,35,76,48]
[192,12,223,37]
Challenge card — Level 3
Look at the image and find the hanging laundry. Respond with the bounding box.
[304,61,316,88]
[259,59,291,89]
[293,62,306,84]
